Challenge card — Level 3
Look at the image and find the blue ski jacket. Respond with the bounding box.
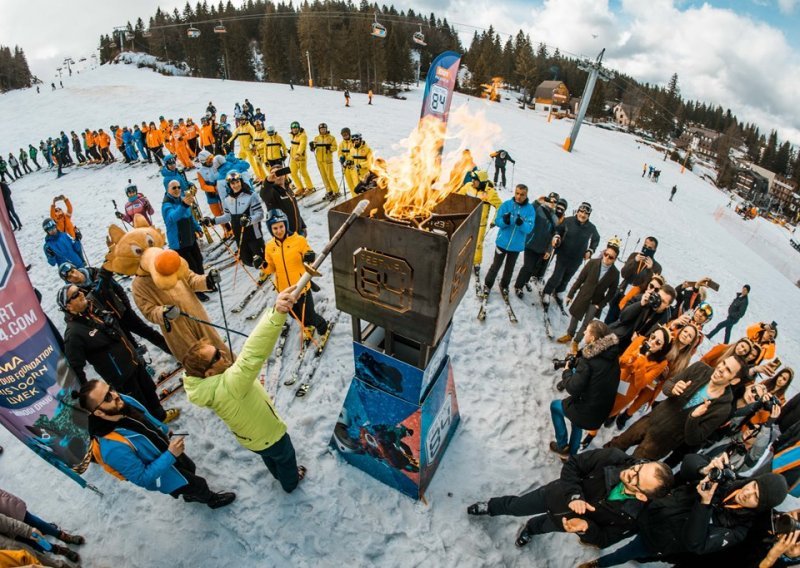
[43,231,84,267]
[494,198,536,253]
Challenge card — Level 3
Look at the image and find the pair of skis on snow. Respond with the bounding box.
[282,311,340,398]
[474,268,518,324]
[151,364,184,402]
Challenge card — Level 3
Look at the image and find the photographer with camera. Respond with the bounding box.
[467,448,674,550]
[583,453,788,567]
[259,164,306,237]
[59,284,177,424]
[608,280,676,352]
[604,236,661,325]
[748,321,779,365]
[607,355,747,460]
[550,321,620,458]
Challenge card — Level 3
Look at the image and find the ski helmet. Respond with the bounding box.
[125,183,138,195]
[351,132,362,141]
[226,171,243,187]
[266,209,290,233]
[695,301,714,322]
[267,125,276,135]
[58,262,76,281]
[290,121,300,129]
[163,153,176,165]
[341,127,351,136]
[578,202,592,215]
[197,150,212,165]
[318,123,328,131]
[42,218,57,232]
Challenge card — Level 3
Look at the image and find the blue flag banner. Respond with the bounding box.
[0,198,90,486]
[419,51,462,124]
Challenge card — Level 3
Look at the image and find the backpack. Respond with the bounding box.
[89,432,135,481]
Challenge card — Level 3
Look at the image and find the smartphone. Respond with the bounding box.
[170,432,190,437]
[273,166,291,177]
[705,279,720,292]
[640,246,655,258]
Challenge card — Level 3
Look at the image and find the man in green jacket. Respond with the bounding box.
[182,286,306,493]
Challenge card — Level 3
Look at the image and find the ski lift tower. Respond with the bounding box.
[562,48,613,152]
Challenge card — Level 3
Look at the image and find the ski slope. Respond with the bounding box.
[0,61,798,568]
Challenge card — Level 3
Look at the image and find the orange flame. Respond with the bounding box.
[376,105,502,222]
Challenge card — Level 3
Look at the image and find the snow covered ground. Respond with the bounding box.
[1,61,798,568]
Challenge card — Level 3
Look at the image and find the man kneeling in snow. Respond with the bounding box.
[181,286,307,493]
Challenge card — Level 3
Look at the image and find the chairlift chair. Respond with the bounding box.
[187,25,201,39]
[214,22,227,34]
[142,29,152,38]
[412,28,426,46]
[124,31,135,41]
[371,13,387,38]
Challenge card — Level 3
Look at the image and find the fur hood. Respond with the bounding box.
[581,333,620,359]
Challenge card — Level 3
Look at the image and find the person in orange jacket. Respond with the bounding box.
[171,124,194,169]
[146,121,166,166]
[50,195,77,239]
[84,129,100,163]
[161,118,174,153]
[185,118,201,155]
[113,126,128,163]
[200,117,216,153]
[747,321,777,363]
[95,129,113,163]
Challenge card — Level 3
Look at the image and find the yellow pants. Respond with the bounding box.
[239,148,265,181]
[473,221,489,265]
[343,165,359,197]
[290,158,314,190]
[316,159,339,193]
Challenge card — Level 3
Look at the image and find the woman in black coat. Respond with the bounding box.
[550,320,620,457]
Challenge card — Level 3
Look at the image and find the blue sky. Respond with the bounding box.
[2,0,799,144]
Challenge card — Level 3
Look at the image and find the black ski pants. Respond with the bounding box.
[235,233,264,268]
[295,292,327,334]
[488,483,564,535]
[11,166,22,178]
[100,147,114,163]
[5,201,22,230]
[170,454,214,502]
[543,254,583,296]
[514,249,549,289]
[149,146,164,166]
[31,156,41,169]
[484,246,520,291]
[253,432,300,493]
[177,242,204,275]
[494,164,507,187]
[21,160,32,174]
[118,365,166,421]
[707,317,739,344]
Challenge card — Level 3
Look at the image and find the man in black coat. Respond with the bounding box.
[259,165,306,236]
[490,149,515,188]
[59,284,175,423]
[467,448,674,550]
[551,322,621,457]
[513,193,559,297]
[707,284,750,344]
[1,181,22,231]
[542,202,600,310]
[606,356,747,459]
[585,453,788,567]
[608,283,676,351]
[59,263,170,355]
[604,236,661,324]
[559,243,620,346]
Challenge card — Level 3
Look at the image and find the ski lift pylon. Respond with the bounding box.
[187,24,201,39]
[412,25,426,46]
[371,12,386,38]
[214,21,227,34]
[124,31,135,41]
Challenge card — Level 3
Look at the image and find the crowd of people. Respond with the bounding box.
[1,94,797,568]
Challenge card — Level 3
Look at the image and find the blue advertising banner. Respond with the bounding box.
[0,198,90,486]
[419,50,462,124]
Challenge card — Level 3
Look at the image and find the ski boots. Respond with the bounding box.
[615,412,631,430]
[556,334,573,344]
[580,434,595,450]
[549,441,570,460]
[51,544,80,563]
[473,265,480,277]
[515,525,534,548]
[59,531,85,545]
[163,408,181,423]
[515,287,524,299]
[467,502,490,516]
[303,326,317,342]
[207,491,236,509]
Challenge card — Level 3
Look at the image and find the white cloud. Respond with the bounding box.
[777,0,798,14]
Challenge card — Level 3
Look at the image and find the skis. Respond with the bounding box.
[159,378,184,401]
[283,338,309,387]
[231,281,266,313]
[477,289,488,321]
[542,308,554,339]
[500,290,518,323]
[294,187,317,201]
[264,322,291,397]
[294,313,340,398]
[154,364,183,387]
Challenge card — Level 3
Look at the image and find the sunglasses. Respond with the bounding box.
[67,289,83,302]
[647,282,661,291]
[205,347,222,373]
[91,386,117,414]
[603,252,617,261]
[168,184,181,190]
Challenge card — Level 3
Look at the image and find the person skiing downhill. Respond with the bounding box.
[490,149,515,188]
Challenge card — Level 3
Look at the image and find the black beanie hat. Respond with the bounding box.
[743,284,751,292]
[754,473,788,511]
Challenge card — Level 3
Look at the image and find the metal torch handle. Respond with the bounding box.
[290,199,369,301]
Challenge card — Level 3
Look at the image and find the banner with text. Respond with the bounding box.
[0,199,90,486]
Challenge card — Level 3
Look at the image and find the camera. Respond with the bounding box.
[553,354,577,370]
[646,291,662,310]
[702,465,737,490]
[756,394,781,412]
[772,512,800,535]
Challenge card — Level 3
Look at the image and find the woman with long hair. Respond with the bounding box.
[702,336,754,368]
[761,367,794,405]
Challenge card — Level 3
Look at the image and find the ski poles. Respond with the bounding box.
[216,283,234,355]
[112,200,131,230]
[620,230,632,259]
[178,310,248,337]
[510,162,515,189]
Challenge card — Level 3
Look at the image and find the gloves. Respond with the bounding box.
[163,305,180,321]
[201,217,215,227]
[339,156,345,165]
[502,212,512,225]
[309,141,316,151]
[514,215,523,226]
[240,215,251,228]
[310,281,321,292]
[45,247,55,258]
[206,269,221,290]
[344,159,354,167]
[252,254,266,269]
[115,211,124,220]
[74,228,83,241]
[302,251,316,264]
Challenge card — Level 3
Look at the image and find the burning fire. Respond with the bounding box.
[375,105,502,223]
